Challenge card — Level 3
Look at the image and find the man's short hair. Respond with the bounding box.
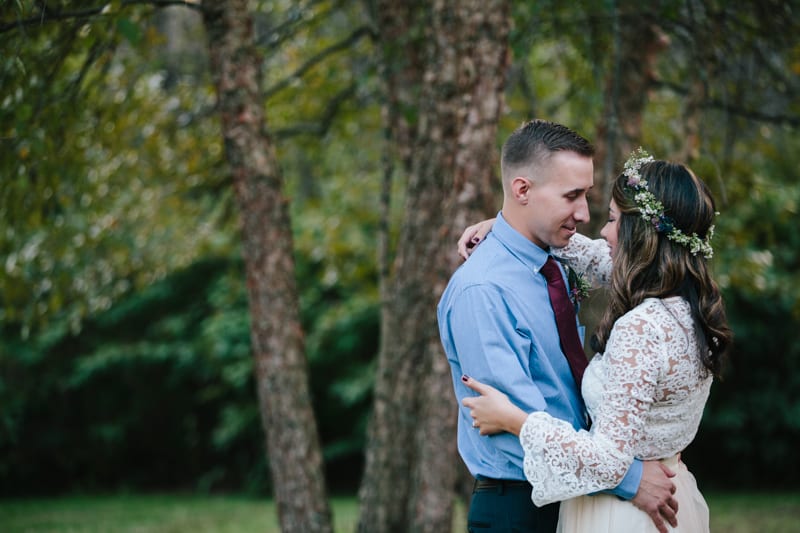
[501,119,594,182]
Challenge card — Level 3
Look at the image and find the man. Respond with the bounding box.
[437,119,678,532]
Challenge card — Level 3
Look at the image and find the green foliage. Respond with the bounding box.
[1,0,799,496]
[0,246,379,495]
[0,258,258,495]
[117,18,143,46]
[505,0,608,134]
[684,135,800,486]
[0,2,231,336]
[1,0,383,497]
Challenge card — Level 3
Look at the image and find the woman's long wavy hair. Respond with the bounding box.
[590,160,732,378]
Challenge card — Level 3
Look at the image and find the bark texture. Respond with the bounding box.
[358,1,510,531]
[590,14,670,235]
[202,2,332,532]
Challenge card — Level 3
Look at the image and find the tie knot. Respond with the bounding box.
[540,256,563,283]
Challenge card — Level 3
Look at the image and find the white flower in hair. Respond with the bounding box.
[622,148,715,259]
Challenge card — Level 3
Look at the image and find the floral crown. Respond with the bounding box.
[622,148,714,259]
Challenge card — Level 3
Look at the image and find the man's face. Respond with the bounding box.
[521,151,593,249]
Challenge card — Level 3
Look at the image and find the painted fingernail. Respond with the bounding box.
[461,375,470,382]
[471,237,481,243]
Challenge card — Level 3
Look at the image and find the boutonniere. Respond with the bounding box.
[563,263,592,308]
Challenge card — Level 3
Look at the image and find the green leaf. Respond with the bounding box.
[116,18,142,46]
[14,56,25,75]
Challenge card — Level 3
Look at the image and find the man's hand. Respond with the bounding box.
[631,460,678,533]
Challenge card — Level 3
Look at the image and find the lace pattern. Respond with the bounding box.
[553,234,613,288]
[520,296,712,506]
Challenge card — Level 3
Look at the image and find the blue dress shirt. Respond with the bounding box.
[437,212,641,499]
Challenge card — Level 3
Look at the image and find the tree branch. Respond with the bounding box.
[65,38,114,101]
[255,0,332,51]
[654,80,800,128]
[273,82,358,139]
[0,0,203,34]
[263,25,375,100]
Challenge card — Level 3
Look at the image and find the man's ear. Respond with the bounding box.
[511,176,531,204]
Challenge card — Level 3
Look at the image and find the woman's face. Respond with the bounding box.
[600,199,620,256]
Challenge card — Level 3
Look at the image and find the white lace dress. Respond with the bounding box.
[522,235,712,532]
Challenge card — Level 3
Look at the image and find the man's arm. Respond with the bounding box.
[606,458,643,500]
[446,285,549,462]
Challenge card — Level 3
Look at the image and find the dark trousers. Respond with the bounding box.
[467,478,559,533]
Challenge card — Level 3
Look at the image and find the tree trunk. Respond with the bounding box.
[358,2,510,531]
[589,8,670,236]
[581,7,670,351]
[202,2,332,532]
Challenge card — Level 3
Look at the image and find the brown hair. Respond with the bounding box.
[500,119,594,185]
[590,160,731,377]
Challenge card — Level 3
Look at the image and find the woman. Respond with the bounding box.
[459,150,731,532]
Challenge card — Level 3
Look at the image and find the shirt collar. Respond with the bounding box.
[492,212,551,273]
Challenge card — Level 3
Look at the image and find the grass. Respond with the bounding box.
[706,492,800,532]
[0,494,357,533]
[0,491,798,532]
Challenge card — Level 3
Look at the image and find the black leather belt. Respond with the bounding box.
[473,477,530,492]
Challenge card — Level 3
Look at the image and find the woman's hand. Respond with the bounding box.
[457,218,496,260]
[461,375,527,436]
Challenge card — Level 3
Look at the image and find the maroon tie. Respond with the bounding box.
[540,256,589,389]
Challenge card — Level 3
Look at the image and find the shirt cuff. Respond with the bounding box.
[612,458,643,500]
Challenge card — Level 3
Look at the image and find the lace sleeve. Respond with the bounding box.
[552,233,612,287]
[519,312,665,505]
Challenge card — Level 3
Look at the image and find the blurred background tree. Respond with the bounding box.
[1,0,799,527]
[356,1,509,531]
